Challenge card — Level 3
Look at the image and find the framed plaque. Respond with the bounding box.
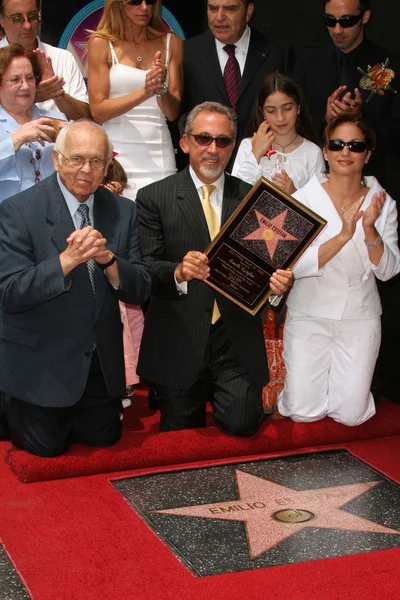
[204,177,327,315]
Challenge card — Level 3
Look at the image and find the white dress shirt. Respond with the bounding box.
[57,173,94,227]
[215,26,251,76]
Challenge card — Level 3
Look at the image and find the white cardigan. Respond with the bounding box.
[287,174,400,320]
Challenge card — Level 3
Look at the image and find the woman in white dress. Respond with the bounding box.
[231,71,325,192]
[87,0,183,396]
[87,0,183,200]
[278,115,400,426]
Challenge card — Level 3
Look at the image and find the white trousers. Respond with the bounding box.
[277,309,380,426]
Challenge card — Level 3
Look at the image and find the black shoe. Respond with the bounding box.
[0,419,10,441]
[148,385,161,411]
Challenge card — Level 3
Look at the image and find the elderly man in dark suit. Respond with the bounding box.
[0,120,151,456]
[182,0,293,145]
[136,101,292,436]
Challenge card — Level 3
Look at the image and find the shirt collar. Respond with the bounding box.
[214,25,251,55]
[0,104,41,131]
[333,38,366,66]
[189,166,225,198]
[0,35,40,49]
[57,173,94,222]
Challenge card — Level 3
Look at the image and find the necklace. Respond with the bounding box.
[128,33,147,69]
[274,133,298,153]
[29,144,42,184]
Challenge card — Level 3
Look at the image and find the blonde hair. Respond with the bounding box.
[89,0,166,42]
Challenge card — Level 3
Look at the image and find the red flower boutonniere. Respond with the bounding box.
[357,58,397,103]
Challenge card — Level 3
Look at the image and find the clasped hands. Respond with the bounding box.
[175,251,293,295]
[326,85,363,121]
[144,51,167,96]
[61,226,112,270]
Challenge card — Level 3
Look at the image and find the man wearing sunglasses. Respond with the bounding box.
[136,102,292,436]
[293,0,400,198]
[0,0,90,120]
[182,0,293,146]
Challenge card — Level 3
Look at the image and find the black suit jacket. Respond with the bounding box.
[0,174,152,407]
[294,39,400,198]
[182,28,294,142]
[136,167,269,390]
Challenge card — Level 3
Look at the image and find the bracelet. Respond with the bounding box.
[98,251,117,270]
[155,83,168,97]
[365,235,383,249]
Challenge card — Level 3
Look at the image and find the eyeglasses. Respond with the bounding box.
[323,11,365,29]
[2,74,37,87]
[124,0,157,6]
[3,11,41,26]
[59,153,108,170]
[188,133,235,148]
[327,139,368,153]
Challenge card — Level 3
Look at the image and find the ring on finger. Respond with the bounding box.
[152,78,157,84]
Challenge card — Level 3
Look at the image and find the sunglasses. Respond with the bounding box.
[327,139,368,153]
[322,11,365,29]
[323,11,365,29]
[188,134,235,148]
[124,0,157,5]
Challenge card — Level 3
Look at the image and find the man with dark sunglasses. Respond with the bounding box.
[136,101,292,436]
[293,0,400,197]
[0,0,90,120]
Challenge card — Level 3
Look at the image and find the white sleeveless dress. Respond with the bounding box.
[103,35,177,200]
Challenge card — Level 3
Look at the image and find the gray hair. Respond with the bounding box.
[184,102,237,140]
[54,120,113,159]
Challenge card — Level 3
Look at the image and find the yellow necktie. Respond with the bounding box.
[200,184,221,324]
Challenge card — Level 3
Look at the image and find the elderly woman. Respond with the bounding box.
[278,115,400,426]
[87,0,183,200]
[0,43,66,202]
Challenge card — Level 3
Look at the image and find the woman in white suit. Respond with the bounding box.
[278,115,400,426]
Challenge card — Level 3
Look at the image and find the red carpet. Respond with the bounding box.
[6,391,400,483]
[0,435,399,600]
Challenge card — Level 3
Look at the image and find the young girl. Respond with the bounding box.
[232,72,325,413]
[231,72,325,194]
[103,158,143,406]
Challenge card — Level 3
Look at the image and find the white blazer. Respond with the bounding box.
[287,174,400,320]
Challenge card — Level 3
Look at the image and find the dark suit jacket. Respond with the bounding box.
[182,28,294,142]
[294,39,400,198]
[136,167,269,390]
[0,174,152,407]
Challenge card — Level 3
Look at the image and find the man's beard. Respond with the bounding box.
[198,152,224,180]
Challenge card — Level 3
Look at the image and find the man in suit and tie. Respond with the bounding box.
[182,0,293,145]
[136,101,292,435]
[0,120,152,456]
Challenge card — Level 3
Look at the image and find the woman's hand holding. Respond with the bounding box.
[362,190,385,232]
[11,117,57,151]
[251,120,275,162]
[339,196,365,242]
[272,169,296,195]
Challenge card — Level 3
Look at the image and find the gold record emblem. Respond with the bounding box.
[272,509,315,523]
[263,229,275,241]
